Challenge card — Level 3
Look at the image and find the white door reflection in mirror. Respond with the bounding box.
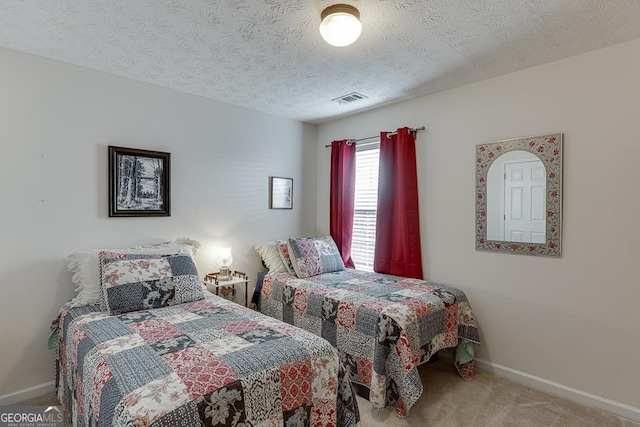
[486,151,545,243]
[476,132,562,257]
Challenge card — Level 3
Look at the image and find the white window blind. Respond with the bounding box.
[352,146,379,271]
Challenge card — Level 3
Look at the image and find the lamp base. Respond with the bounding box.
[218,266,231,281]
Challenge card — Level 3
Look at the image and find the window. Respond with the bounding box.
[351,144,379,271]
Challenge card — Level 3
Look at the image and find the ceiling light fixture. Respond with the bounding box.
[319,4,362,47]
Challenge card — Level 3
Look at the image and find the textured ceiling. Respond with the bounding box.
[1,1,640,124]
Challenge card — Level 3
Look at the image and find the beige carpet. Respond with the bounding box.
[15,359,638,426]
[355,360,638,427]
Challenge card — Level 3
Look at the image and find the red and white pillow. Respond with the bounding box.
[67,239,199,307]
[287,236,345,279]
[275,240,296,274]
[99,252,203,315]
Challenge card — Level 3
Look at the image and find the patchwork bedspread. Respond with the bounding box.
[55,294,359,426]
[260,270,480,417]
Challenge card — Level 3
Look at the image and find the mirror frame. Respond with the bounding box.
[476,133,563,257]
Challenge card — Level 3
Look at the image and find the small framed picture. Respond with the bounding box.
[269,176,293,209]
[108,146,170,217]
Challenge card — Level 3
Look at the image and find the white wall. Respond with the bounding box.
[316,39,640,411]
[0,47,317,399]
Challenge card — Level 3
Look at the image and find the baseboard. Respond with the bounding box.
[0,382,55,406]
[474,358,640,422]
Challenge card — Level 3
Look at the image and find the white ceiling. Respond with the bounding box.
[1,1,640,124]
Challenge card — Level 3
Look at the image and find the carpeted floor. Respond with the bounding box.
[15,359,638,426]
[355,360,638,426]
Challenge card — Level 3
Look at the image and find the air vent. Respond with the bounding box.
[332,92,368,104]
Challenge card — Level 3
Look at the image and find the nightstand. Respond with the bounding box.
[203,271,250,307]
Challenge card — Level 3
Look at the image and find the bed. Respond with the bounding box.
[55,247,360,426]
[257,267,480,417]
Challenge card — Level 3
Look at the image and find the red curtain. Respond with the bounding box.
[330,140,356,268]
[374,127,424,279]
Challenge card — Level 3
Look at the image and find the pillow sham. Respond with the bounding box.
[99,252,204,315]
[254,241,288,273]
[276,239,296,275]
[68,240,198,307]
[287,236,345,278]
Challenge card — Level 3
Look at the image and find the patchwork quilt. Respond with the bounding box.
[260,270,480,417]
[55,294,359,426]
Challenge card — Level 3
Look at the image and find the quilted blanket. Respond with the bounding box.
[55,294,359,426]
[260,270,480,417]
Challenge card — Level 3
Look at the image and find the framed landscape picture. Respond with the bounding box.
[269,176,293,209]
[108,146,170,217]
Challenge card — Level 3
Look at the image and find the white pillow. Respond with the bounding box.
[254,241,288,274]
[67,239,199,307]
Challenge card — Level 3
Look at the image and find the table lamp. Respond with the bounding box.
[218,247,233,281]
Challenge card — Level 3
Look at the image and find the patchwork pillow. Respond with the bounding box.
[287,236,345,279]
[67,240,199,307]
[276,239,296,275]
[99,252,204,315]
[254,241,288,273]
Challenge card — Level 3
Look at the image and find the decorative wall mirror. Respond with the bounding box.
[476,133,563,257]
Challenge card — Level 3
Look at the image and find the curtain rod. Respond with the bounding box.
[324,126,426,148]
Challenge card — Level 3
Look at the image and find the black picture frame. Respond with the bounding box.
[108,146,170,217]
[269,176,293,209]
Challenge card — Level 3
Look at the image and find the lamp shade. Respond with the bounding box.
[218,247,233,267]
[319,4,362,47]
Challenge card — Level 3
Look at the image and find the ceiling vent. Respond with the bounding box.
[332,92,368,104]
